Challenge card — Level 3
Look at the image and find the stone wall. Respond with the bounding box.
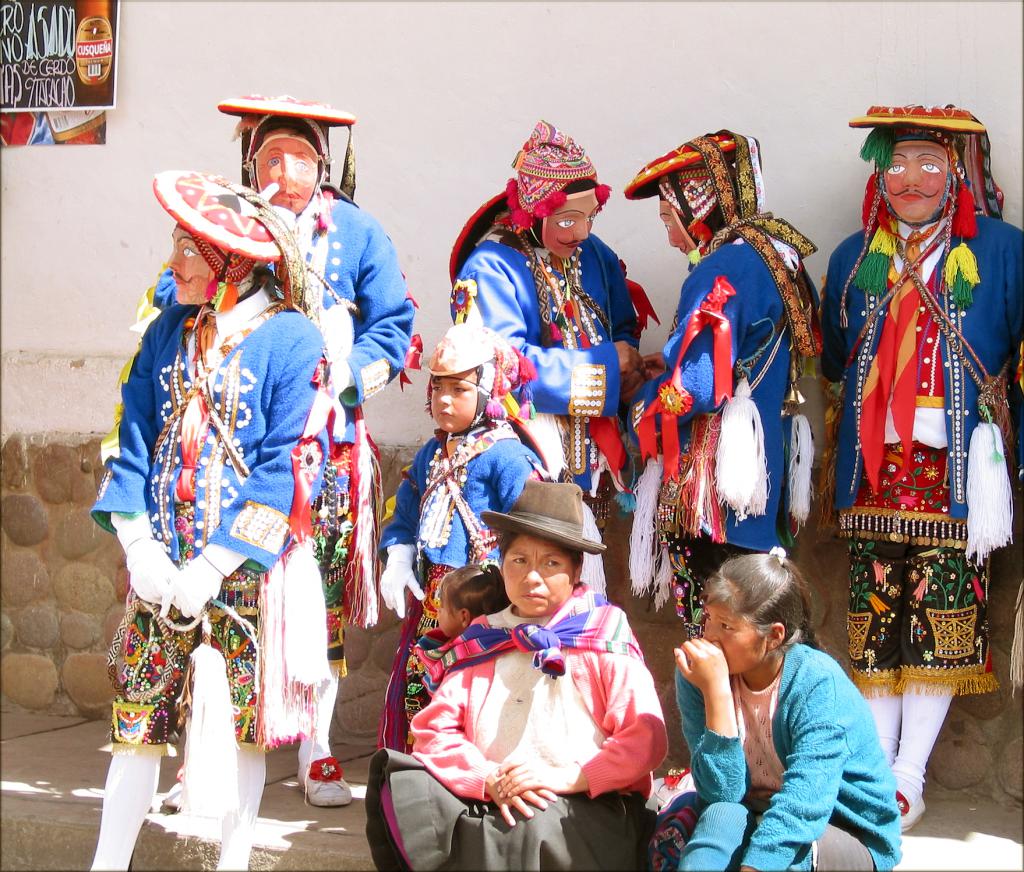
[2,433,1020,803]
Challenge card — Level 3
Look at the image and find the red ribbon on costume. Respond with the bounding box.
[638,276,736,481]
[175,392,209,502]
[289,360,336,542]
[399,333,424,390]
[619,258,660,336]
[589,415,629,489]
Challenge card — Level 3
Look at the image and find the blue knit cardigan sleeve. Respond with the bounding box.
[674,670,748,804]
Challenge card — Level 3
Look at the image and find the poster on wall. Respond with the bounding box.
[1,106,105,144]
[1,0,119,112]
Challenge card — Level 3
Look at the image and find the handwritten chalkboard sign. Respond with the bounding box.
[1,0,118,112]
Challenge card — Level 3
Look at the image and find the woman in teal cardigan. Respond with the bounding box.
[672,553,901,871]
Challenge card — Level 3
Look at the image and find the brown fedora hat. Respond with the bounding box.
[481,481,606,555]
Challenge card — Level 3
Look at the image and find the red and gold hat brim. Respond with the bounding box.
[849,105,985,134]
[624,134,736,200]
[153,171,281,263]
[217,95,356,127]
[449,192,508,283]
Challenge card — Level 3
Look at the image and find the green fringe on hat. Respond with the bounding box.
[860,128,895,170]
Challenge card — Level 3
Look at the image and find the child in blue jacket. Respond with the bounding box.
[377,323,546,751]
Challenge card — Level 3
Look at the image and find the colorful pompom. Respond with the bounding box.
[951,181,978,239]
[533,190,567,219]
[943,241,981,309]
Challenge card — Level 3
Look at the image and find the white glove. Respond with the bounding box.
[379,544,423,620]
[113,513,176,606]
[162,555,224,620]
[125,539,177,605]
[331,362,354,395]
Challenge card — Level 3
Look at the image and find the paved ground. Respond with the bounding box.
[1,710,1021,870]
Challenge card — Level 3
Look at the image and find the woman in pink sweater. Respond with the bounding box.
[365,481,668,870]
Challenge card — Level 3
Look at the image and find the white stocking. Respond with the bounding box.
[216,746,266,871]
[865,694,902,766]
[298,671,339,779]
[91,752,161,870]
[892,691,953,805]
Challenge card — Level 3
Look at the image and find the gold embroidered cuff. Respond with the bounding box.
[230,500,289,552]
[360,359,391,400]
[569,363,607,418]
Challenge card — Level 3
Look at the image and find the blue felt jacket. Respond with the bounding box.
[380,432,544,567]
[320,197,415,430]
[93,303,328,570]
[821,216,1024,514]
[629,241,814,551]
[453,234,638,491]
[676,643,902,871]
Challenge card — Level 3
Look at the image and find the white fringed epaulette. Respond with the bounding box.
[965,421,1013,563]
[788,413,814,528]
[716,378,769,520]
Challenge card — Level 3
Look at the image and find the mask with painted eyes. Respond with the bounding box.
[540,189,600,260]
[882,139,951,225]
[253,130,321,215]
[658,199,698,257]
[167,227,215,305]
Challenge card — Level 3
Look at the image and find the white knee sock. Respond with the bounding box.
[892,691,953,804]
[216,747,266,871]
[865,694,903,766]
[298,671,339,778]
[91,752,161,870]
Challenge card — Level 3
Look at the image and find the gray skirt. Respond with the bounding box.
[365,749,655,871]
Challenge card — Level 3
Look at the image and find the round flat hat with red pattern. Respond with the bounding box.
[848,105,986,134]
[624,133,736,200]
[153,171,281,262]
[217,94,356,127]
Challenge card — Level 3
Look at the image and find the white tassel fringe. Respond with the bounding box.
[965,421,1012,563]
[653,545,674,611]
[788,413,814,529]
[181,634,239,818]
[629,458,663,597]
[259,560,314,747]
[526,413,566,482]
[715,378,769,521]
[283,542,331,687]
[580,502,606,596]
[348,414,382,629]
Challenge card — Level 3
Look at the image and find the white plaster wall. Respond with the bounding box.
[2,1,1021,444]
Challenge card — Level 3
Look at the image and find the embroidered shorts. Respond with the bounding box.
[660,533,753,640]
[846,538,997,697]
[312,445,355,666]
[107,502,262,750]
